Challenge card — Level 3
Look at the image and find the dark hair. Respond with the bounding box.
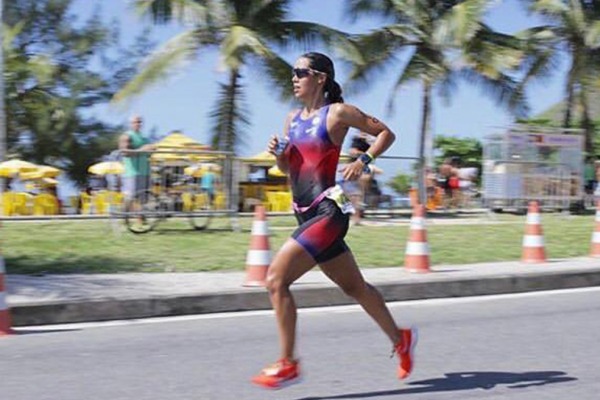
[301,52,344,104]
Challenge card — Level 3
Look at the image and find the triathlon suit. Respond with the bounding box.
[286,105,350,263]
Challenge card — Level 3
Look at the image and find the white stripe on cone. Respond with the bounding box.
[251,221,269,235]
[410,217,425,230]
[0,293,6,311]
[526,213,541,224]
[405,242,429,256]
[592,232,600,243]
[246,250,271,266]
[523,235,544,247]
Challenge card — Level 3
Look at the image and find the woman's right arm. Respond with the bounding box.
[268,110,296,173]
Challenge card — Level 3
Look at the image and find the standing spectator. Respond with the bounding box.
[200,165,217,205]
[119,115,155,201]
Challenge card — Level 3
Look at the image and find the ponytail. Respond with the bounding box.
[325,79,344,104]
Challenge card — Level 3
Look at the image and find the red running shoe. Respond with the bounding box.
[394,328,418,379]
[251,358,301,389]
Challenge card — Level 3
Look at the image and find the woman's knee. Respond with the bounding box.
[265,271,290,295]
[340,281,370,299]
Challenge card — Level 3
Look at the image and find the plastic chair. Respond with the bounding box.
[33,194,59,215]
[109,191,124,211]
[182,192,195,212]
[80,192,93,214]
[0,192,14,216]
[93,191,111,215]
[194,192,210,210]
[12,193,32,215]
[214,191,226,210]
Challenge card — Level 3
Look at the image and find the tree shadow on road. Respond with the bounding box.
[295,370,577,399]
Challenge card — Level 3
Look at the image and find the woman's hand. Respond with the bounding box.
[267,135,279,156]
[340,160,367,181]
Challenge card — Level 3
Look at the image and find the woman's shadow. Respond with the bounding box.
[296,370,577,399]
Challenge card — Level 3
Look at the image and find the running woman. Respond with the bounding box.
[251,52,417,390]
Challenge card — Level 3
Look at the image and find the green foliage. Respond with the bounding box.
[387,172,413,195]
[434,135,483,168]
[4,0,153,187]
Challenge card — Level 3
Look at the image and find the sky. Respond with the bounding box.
[70,0,567,188]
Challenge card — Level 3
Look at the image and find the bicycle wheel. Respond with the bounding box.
[124,190,163,234]
[187,191,213,231]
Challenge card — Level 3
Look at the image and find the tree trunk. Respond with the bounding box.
[224,70,239,153]
[580,88,594,155]
[563,62,576,129]
[417,82,432,207]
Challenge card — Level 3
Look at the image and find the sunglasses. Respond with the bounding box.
[292,68,325,79]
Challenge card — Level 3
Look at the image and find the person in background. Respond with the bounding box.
[345,131,373,225]
[584,156,597,196]
[438,157,460,208]
[252,52,416,390]
[200,165,217,205]
[119,114,155,201]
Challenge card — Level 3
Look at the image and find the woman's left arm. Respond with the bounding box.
[332,104,396,181]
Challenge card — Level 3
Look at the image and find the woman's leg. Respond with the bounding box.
[266,238,316,360]
[319,250,400,345]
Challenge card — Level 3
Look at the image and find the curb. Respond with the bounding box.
[10,268,600,326]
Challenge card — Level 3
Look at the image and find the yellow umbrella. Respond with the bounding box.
[240,151,277,166]
[41,177,58,186]
[268,165,287,177]
[154,132,209,149]
[0,159,38,177]
[184,163,222,177]
[88,161,124,175]
[20,165,62,180]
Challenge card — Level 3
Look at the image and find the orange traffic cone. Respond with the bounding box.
[404,204,430,273]
[522,201,547,263]
[243,205,271,287]
[0,255,12,336]
[590,201,600,257]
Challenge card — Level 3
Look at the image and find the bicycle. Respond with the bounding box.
[124,183,212,234]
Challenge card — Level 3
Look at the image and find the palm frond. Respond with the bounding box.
[253,54,295,101]
[462,28,525,79]
[209,74,250,153]
[111,29,204,104]
[220,25,272,71]
[529,0,569,17]
[133,0,215,25]
[434,0,490,46]
[460,69,529,117]
[585,20,600,48]
[386,48,448,114]
[345,0,397,22]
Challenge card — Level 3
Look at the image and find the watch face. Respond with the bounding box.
[359,153,372,164]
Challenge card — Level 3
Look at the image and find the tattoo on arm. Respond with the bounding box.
[355,106,381,126]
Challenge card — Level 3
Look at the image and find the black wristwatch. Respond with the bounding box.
[358,152,373,165]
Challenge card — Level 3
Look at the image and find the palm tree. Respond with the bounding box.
[519,0,600,154]
[114,0,354,154]
[343,0,526,204]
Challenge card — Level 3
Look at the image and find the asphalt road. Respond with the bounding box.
[2,288,599,400]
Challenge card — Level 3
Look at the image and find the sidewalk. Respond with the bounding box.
[6,257,600,327]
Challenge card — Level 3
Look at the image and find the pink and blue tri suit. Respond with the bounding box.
[286,105,350,263]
